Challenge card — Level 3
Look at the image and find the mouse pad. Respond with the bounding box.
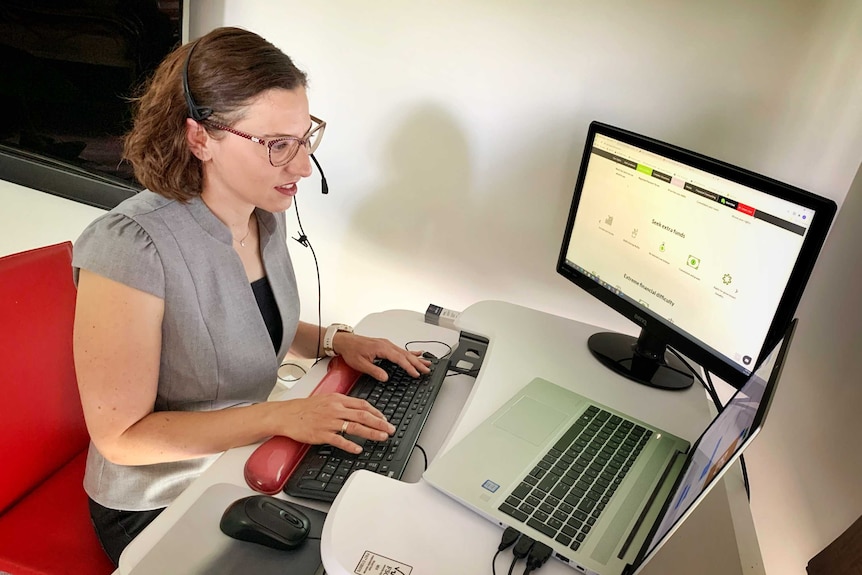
[128,483,326,575]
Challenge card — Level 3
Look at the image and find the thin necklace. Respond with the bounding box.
[233,226,251,247]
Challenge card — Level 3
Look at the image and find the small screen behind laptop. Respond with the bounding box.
[644,336,781,554]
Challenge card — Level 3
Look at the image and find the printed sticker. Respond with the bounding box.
[354,551,414,575]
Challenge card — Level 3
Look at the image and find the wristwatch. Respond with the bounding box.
[323,323,354,357]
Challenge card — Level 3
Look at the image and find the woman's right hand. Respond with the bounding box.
[272,393,395,454]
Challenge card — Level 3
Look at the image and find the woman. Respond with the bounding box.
[72,26,429,565]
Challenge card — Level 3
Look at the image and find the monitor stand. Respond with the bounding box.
[588,330,694,390]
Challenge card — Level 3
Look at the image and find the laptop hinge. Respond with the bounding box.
[618,449,686,559]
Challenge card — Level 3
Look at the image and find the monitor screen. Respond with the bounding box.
[557,122,835,389]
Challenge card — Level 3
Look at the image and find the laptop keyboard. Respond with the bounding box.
[284,356,449,502]
[499,405,652,550]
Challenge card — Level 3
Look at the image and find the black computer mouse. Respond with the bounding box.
[219,495,311,550]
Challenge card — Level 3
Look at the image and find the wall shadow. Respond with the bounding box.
[345,103,595,309]
[348,105,476,275]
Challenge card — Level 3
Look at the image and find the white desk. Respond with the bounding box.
[118,301,764,575]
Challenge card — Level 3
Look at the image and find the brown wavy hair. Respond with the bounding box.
[123,27,308,201]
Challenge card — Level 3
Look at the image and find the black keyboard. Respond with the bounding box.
[284,356,449,502]
[499,405,652,551]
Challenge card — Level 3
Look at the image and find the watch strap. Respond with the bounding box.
[323,323,353,357]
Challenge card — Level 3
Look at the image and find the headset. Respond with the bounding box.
[181,39,328,195]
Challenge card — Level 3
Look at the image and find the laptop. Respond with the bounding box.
[424,319,796,575]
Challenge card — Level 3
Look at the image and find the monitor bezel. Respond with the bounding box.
[556,121,835,388]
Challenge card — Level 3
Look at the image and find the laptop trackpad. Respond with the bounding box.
[494,397,568,446]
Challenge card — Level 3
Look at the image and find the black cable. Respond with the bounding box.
[403,340,481,378]
[292,197,323,365]
[667,347,723,413]
[703,369,724,413]
[277,361,308,383]
[523,541,552,574]
[492,527,521,575]
[446,368,480,378]
[411,444,428,471]
[739,453,751,501]
[509,534,534,575]
[404,339,454,358]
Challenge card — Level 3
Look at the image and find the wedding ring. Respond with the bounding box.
[340,420,349,435]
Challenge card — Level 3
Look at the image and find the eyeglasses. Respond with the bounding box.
[205,115,326,167]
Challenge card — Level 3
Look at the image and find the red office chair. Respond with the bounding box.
[0,242,114,574]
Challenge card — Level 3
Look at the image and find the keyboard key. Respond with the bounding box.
[556,533,573,546]
[499,503,529,523]
[551,483,569,499]
[537,473,561,493]
[512,482,532,499]
[548,517,564,531]
[533,510,550,523]
[527,518,558,538]
[298,479,327,491]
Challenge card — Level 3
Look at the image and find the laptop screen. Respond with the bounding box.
[643,328,787,556]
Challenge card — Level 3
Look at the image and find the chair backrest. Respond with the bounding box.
[0,242,90,513]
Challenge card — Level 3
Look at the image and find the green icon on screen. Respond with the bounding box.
[687,255,700,270]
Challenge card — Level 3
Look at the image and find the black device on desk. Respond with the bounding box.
[220,495,311,550]
[284,355,450,502]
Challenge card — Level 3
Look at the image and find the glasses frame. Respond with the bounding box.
[204,115,326,167]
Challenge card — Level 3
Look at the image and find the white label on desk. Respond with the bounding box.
[354,551,413,575]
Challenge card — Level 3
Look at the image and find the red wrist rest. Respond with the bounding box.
[244,356,362,494]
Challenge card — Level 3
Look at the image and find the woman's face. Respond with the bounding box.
[201,87,314,213]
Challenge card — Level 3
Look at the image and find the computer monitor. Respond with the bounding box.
[557,121,836,390]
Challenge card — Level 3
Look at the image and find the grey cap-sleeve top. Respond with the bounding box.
[73,191,300,510]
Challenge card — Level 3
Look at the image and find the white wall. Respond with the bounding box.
[188,0,861,333]
[747,160,862,573]
[2,1,861,573]
[0,181,105,255]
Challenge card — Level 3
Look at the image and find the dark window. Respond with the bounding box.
[0,1,184,209]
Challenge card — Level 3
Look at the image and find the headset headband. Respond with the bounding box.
[182,40,213,122]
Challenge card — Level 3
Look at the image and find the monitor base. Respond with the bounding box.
[588,332,694,391]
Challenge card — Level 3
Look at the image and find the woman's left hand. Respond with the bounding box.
[333,332,431,381]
